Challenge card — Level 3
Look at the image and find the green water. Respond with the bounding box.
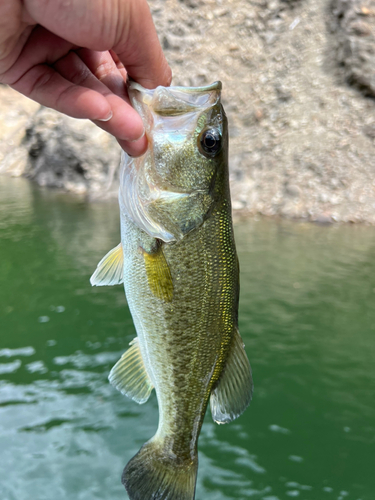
[0,176,374,500]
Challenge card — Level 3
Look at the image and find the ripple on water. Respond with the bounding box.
[0,360,21,374]
[53,351,120,369]
[269,424,291,434]
[0,346,35,357]
[26,361,48,374]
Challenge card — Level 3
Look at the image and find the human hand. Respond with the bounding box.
[0,0,171,156]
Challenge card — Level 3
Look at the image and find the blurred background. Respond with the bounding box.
[1,0,375,499]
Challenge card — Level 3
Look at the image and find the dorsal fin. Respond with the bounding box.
[90,243,124,286]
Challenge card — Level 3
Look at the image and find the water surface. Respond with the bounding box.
[0,177,374,500]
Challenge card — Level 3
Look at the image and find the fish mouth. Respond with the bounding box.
[128,80,222,117]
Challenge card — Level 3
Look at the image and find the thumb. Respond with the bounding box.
[113,0,172,89]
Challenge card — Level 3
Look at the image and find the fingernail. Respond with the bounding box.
[98,111,113,122]
[130,127,145,142]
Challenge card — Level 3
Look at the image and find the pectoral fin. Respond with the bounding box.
[90,243,124,286]
[141,244,173,302]
[109,337,153,404]
[210,329,253,424]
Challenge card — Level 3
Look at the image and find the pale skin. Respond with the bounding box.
[0,0,172,157]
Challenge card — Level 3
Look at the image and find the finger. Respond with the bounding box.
[1,24,111,122]
[114,0,172,89]
[25,0,172,89]
[2,25,76,85]
[11,63,112,121]
[117,135,148,158]
[77,48,128,99]
[0,25,35,79]
[109,50,127,82]
[55,50,144,142]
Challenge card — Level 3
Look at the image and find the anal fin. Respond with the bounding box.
[109,337,153,404]
[90,243,124,286]
[210,329,253,424]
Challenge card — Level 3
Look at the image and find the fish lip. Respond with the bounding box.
[128,79,222,94]
[127,80,222,117]
[174,81,222,93]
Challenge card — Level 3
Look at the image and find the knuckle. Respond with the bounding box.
[29,67,55,93]
[67,64,91,86]
[95,60,115,82]
[54,83,76,111]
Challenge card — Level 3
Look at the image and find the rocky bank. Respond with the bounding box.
[1,0,375,222]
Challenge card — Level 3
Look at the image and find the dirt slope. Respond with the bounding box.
[1,0,375,222]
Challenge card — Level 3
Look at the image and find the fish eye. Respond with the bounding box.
[198,128,222,157]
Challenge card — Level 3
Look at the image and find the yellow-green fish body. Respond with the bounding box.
[91,81,252,500]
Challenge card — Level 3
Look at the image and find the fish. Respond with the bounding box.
[90,80,253,500]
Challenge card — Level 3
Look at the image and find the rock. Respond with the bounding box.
[0,86,40,176]
[275,83,293,102]
[22,107,121,197]
[332,0,375,97]
[363,123,375,139]
[284,183,300,198]
[0,86,120,199]
[177,0,202,8]
[313,214,333,225]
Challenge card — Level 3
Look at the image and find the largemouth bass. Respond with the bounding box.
[90,81,253,500]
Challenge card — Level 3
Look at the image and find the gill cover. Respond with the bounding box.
[119,81,227,242]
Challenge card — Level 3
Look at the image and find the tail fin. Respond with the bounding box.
[122,439,198,500]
